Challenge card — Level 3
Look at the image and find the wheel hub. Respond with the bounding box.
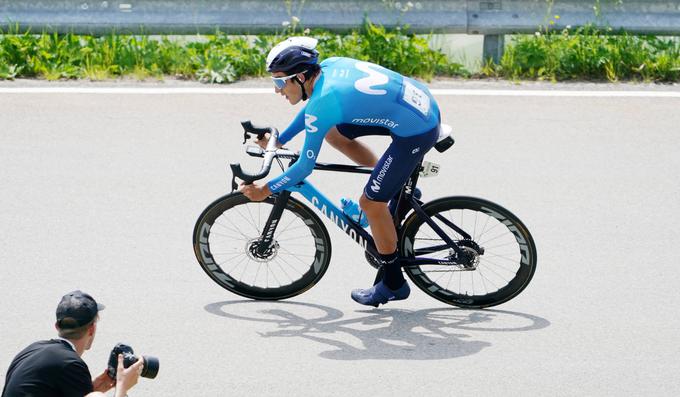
[456,239,483,269]
[246,238,279,262]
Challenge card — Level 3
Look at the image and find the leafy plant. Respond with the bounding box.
[485,25,680,82]
[1,20,677,83]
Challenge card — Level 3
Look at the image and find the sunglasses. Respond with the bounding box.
[271,71,306,89]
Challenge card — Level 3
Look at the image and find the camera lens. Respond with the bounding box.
[140,356,159,379]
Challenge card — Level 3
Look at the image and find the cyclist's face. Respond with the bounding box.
[272,72,303,105]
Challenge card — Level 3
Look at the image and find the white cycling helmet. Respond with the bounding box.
[266,36,319,74]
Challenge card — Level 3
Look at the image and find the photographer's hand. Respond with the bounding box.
[114,354,143,397]
[92,369,115,393]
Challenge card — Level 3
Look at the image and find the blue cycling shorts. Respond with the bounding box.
[336,124,440,202]
[337,123,391,139]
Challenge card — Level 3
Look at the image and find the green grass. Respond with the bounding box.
[1,23,679,83]
[483,26,680,82]
[0,22,467,82]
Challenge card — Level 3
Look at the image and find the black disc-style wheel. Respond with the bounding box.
[193,193,332,300]
[400,196,537,308]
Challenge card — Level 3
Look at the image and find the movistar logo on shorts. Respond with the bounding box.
[305,114,318,133]
[370,155,393,193]
[352,118,399,129]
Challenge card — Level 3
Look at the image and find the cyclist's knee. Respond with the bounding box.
[359,194,387,214]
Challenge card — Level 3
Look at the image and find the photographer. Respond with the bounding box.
[2,291,143,397]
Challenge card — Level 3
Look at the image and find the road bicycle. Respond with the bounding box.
[193,121,537,308]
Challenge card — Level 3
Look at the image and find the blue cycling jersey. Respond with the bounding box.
[268,57,440,193]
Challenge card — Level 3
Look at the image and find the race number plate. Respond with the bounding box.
[419,161,440,177]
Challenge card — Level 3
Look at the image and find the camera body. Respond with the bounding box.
[107,343,159,379]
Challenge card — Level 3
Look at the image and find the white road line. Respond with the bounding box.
[0,87,679,97]
[432,89,680,97]
[0,87,273,95]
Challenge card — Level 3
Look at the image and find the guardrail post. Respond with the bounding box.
[482,34,505,64]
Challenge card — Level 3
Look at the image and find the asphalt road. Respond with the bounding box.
[1,81,679,396]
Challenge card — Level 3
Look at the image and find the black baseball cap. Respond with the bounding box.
[56,290,105,329]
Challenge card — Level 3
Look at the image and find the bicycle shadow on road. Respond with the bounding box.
[205,300,550,361]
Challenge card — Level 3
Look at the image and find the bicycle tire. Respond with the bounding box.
[193,192,332,300]
[400,196,537,308]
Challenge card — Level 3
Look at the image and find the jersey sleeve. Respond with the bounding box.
[59,360,93,397]
[277,105,306,145]
[267,93,342,193]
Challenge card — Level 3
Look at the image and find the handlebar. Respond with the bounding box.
[240,120,274,144]
[230,120,296,187]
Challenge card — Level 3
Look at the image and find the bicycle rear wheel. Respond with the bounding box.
[400,196,537,308]
[193,193,332,300]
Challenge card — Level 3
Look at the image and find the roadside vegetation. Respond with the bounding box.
[484,26,680,82]
[1,22,678,83]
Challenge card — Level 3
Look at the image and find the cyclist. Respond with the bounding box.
[240,37,442,307]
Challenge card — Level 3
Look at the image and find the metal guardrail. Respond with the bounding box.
[1,1,680,62]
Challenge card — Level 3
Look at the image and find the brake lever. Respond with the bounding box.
[230,172,238,192]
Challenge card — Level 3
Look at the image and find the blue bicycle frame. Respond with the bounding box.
[268,162,471,269]
[289,180,378,257]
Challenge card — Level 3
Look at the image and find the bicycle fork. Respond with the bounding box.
[253,190,291,256]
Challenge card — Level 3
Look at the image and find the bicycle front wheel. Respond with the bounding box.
[193,193,332,300]
[400,196,537,308]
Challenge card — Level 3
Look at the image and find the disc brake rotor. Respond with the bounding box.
[246,238,279,262]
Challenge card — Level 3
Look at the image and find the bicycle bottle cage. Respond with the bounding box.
[435,124,455,153]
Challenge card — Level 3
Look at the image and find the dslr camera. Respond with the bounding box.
[107,343,159,379]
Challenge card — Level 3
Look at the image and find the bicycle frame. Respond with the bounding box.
[254,159,471,268]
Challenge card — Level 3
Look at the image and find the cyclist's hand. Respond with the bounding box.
[240,182,272,202]
[255,133,270,149]
[113,354,143,397]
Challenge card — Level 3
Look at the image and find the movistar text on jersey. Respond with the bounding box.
[352,118,399,129]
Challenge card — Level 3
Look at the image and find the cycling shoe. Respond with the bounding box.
[351,280,411,307]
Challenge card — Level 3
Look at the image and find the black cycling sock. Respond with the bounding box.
[380,250,405,290]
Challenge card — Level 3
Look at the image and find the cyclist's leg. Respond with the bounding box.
[325,124,391,167]
[356,127,440,295]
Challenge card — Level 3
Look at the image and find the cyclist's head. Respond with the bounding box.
[267,36,319,75]
[267,37,320,101]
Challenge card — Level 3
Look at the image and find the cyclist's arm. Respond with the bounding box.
[267,126,327,193]
[267,96,341,193]
[278,106,307,145]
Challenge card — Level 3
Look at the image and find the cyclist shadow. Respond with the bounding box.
[205,300,550,361]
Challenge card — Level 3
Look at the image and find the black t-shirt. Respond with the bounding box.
[2,339,93,397]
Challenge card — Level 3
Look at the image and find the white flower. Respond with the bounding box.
[282,21,290,26]
[566,25,572,29]
[535,31,541,37]
[303,28,310,34]
[291,16,300,24]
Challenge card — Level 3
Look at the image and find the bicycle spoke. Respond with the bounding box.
[484,251,521,264]
[231,204,261,234]
[274,252,305,276]
[478,231,515,246]
[226,254,249,277]
[477,259,514,280]
[244,203,260,235]
[214,219,251,239]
